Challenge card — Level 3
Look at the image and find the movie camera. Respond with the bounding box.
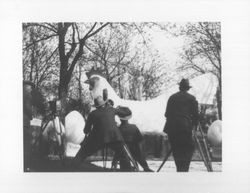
[48,99,62,115]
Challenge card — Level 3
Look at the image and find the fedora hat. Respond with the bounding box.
[179,78,191,88]
[94,96,106,108]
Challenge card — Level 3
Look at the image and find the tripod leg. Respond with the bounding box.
[57,117,65,163]
[197,124,213,171]
[201,139,213,171]
[157,148,172,172]
[194,133,212,172]
[102,147,108,168]
[111,153,119,170]
[122,144,139,171]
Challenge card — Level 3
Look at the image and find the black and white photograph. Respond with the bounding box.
[22,22,222,173]
[1,0,250,193]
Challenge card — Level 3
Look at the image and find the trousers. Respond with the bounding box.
[73,136,132,171]
[168,130,194,172]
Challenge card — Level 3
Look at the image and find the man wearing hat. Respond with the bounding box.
[73,95,132,171]
[116,112,153,172]
[164,78,199,172]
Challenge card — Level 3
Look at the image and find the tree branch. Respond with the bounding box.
[45,23,58,32]
[66,24,76,60]
[86,22,110,39]
[26,23,57,33]
[58,22,72,69]
[82,23,97,41]
[23,34,57,49]
[41,47,58,65]
[68,40,85,76]
[198,43,220,71]
[85,44,106,62]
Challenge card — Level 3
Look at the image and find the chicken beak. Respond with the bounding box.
[84,79,90,84]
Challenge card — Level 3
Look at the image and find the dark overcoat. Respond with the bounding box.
[164,91,199,134]
[117,122,151,171]
[164,90,199,171]
[84,106,130,144]
[119,123,143,144]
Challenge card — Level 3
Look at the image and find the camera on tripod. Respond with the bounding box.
[48,99,62,115]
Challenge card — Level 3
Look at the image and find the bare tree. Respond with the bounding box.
[56,23,110,113]
[127,56,167,100]
[23,22,170,106]
[23,22,110,114]
[84,25,136,98]
[173,22,221,119]
[23,24,59,91]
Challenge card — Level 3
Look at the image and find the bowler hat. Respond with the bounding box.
[94,96,106,108]
[118,107,132,120]
[179,78,191,89]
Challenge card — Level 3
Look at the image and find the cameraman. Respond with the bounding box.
[73,96,132,171]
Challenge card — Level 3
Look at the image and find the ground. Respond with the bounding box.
[28,156,221,172]
[92,160,222,172]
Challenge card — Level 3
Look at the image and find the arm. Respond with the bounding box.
[135,126,143,142]
[31,88,46,115]
[23,91,33,120]
[191,97,199,127]
[165,96,173,118]
[84,113,93,134]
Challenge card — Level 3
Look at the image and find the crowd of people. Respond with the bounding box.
[23,78,203,172]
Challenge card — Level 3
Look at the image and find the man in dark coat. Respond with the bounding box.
[164,78,199,172]
[23,80,45,171]
[73,96,132,171]
[117,112,153,172]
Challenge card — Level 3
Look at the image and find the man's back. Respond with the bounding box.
[165,91,198,125]
[84,106,128,144]
[119,123,143,144]
[163,78,199,172]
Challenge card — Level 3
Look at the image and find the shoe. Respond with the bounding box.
[144,168,154,172]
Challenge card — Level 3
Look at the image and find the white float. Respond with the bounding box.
[87,73,218,133]
[42,110,85,157]
[207,120,222,147]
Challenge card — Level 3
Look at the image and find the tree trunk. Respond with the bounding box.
[216,89,222,120]
[117,66,123,99]
[216,76,222,120]
[58,70,70,118]
[29,29,35,82]
[29,49,34,81]
[78,64,82,99]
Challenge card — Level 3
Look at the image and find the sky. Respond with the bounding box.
[150,28,185,65]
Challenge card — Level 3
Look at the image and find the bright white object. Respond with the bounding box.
[207,120,222,147]
[64,142,81,157]
[42,111,85,156]
[89,73,218,133]
[64,110,85,144]
[30,118,42,127]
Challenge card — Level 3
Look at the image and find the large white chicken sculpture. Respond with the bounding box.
[85,70,218,133]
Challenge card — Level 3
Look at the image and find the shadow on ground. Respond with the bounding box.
[28,158,112,172]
